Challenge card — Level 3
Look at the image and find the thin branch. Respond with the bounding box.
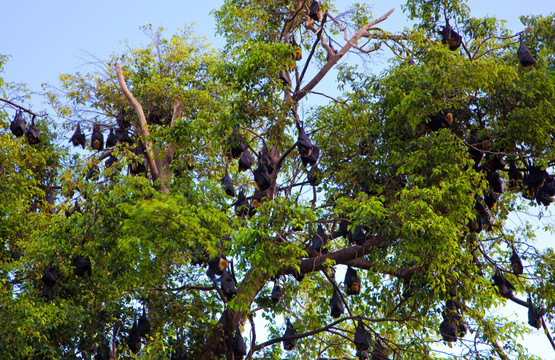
[541,317,555,351]
[298,12,327,87]
[0,97,46,118]
[293,8,395,102]
[156,284,216,292]
[114,63,168,193]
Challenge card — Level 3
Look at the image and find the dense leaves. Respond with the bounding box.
[1,1,555,359]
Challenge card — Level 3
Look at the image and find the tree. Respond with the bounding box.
[1,1,555,359]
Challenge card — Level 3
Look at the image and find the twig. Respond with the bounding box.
[293,8,395,102]
[0,97,46,118]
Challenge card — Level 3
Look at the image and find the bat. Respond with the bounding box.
[345,266,361,295]
[69,123,86,148]
[105,128,117,148]
[441,19,462,51]
[329,286,344,318]
[510,250,524,275]
[297,127,313,157]
[220,269,237,301]
[271,284,283,305]
[282,319,297,351]
[233,328,247,359]
[238,149,254,172]
[127,318,142,354]
[309,0,322,22]
[354,319,372,351]
[26,116,40,144]
[10,110,26,137]
[311,224,327,253]
[518,35,535,66]
[221,171,235,197]
[138,308,151,337]
[72,255,91,277]
[91,124,104,151]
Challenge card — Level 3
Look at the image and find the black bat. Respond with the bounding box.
[518,35,535,67]
[91,124,104,151]
[70,123,86,148]
[441,19,462,51]
[10,110,26,137]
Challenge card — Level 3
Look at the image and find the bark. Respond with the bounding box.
[114,63,169,194]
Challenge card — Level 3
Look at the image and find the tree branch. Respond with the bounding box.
[292,8,395,102]
[0,97,46,118]
[114,63,168,193]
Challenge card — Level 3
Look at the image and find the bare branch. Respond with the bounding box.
[0,97,46,118]
[293,8,395,102]
[114,63,168,193]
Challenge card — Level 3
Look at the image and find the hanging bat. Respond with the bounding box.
[233,328,247,359]
[425,110,453,131]
[345,266,361,295]
[26,116,40,144]
[518,35,535,67]
[297,127,313,157]
[370,339,388,360]
[329,286,344,318]
[220,269,237,301]
[486,171,503,193]
[311,224,327,253]
[439,314,458,342]
[271,284,283,305]
[309,0,322,22]
[227,127,246,159]
[238,149,254,172]
[138,308,151,338]
[221,171,235,197]
[349,225,366,245]
[9,110,26,137]
[527,295,542,329]
[253,162,271,191]
[106,128,117,148]
[492,268,515,298]
[91,124,104,151]
[484,190,500,210]
[510,250,524,275]
[301,145,320,167]
[116,109,130,130]
[70,123,86,148]
[72,255,91,277]
[127,318,142,354]
[282,319,297,351]
[206,256,229,279]
[354,319,372,351]
[115,127,133,144]
[235,190,249,218]
[441,19,462,51]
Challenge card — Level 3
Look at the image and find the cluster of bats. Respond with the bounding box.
[41,257,154,357]
[222,122,321,223]
[40,256,91,299]
[440,18,535,67]
[8,110,40,144]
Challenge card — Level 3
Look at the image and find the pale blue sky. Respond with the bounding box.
[1,0,554,358]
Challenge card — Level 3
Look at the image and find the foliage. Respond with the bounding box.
[1,1,555,359]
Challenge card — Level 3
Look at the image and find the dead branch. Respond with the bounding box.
[293,8,395,102]
[114,63,168,193]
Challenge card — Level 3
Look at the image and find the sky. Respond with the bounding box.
[1,0,554,358]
